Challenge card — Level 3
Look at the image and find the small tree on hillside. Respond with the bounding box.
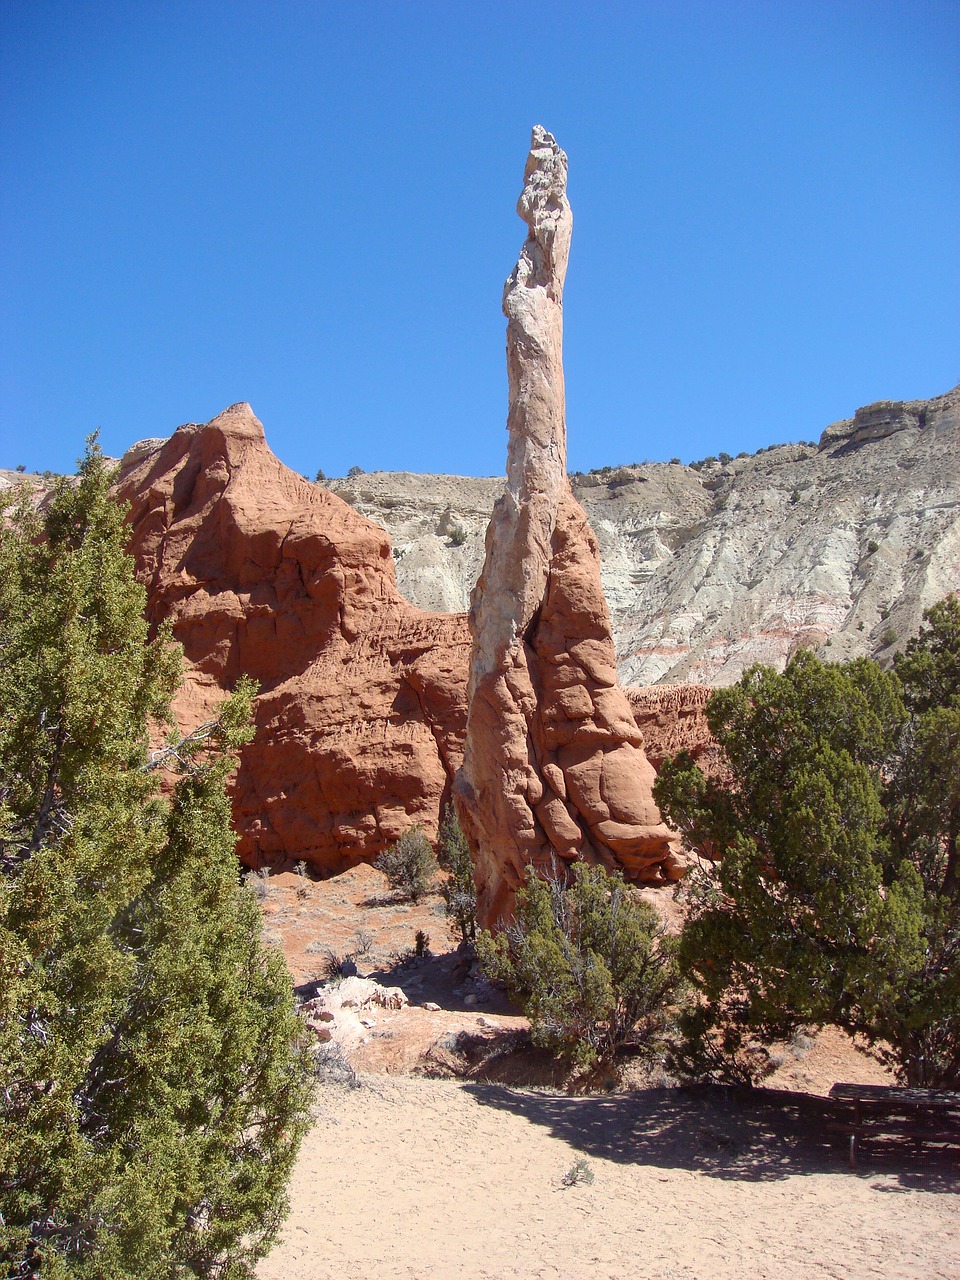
[654,607,960,1087]
[0,442,314,1279]
[478,863,682,1067]
[437,805,476,944]
[374,824,438,903]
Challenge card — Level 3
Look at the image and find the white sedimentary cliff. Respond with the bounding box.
[329,386,960,687]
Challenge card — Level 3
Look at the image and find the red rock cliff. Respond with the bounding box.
[120,402,470,872]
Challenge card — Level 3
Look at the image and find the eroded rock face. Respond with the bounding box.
[626,684,725,776]
[120,403,471,872]
[455,128,676,926]
[332,386,960,688]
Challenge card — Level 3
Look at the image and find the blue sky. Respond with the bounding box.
[2,1,957,478]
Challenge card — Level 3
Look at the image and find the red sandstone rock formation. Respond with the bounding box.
[626,684,724,776]
[455,128,678,926]
[120,402,471,872]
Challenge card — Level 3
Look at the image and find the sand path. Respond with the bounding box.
[259,1074,958,1280]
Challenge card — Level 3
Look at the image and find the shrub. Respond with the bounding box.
[374,825,438,903]
[352,928,375,957]
[321,949,356,982]
[244,867,270,900]
[448,523,467,547]
[437,804,476,944]
[478,863,682,1066]
[561,1158,594,1187]
[347,464,364,478]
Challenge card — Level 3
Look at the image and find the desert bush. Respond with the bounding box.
[561,1158,594,1187]
[321,949,356,982]
[374,825,438,903]
[352,928,375,957]
[478,863,683,1067]
[244,867,269,900]
[311,1040,360,1089]
[437,804,476,944]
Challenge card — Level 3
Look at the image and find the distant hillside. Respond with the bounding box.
[325,386,959,685]
[4,386,957,688]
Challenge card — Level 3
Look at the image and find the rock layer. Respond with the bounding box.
[120,403,470,873]
[331,386,960,688]
[456,128,676,926]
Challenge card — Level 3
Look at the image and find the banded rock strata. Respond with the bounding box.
[330,386,960,688]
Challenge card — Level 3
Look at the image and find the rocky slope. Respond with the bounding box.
[329,385,960,686]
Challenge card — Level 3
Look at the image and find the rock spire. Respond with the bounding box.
[455,127,678,926]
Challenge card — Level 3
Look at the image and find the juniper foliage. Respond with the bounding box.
[654,605,960,1087]
[374,825,438,903]
[436,805,476,944]
[478,863,682,1067]
[0,444,314,1279]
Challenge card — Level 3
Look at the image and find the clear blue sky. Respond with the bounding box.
[2,1,957,478]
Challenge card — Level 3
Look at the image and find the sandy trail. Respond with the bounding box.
[259,1074,958,1280]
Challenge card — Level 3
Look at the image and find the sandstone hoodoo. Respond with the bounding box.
[455,127,678,926]
[120,402,471,873]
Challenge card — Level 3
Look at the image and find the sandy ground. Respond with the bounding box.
[255,865,959,1280]
[259,1073,958,1280]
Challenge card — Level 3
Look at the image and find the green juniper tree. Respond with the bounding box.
[436,805,476,945]
[654,603,960,1087]
[0,443,314,1279]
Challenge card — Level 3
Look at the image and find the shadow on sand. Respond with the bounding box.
[462,1081,959,1194]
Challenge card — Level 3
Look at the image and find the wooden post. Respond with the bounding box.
[849,1097,861,1169]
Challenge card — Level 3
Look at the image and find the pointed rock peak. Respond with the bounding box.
[206,402,266,441]
[516,127,571,282]
[504,127,573,314]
